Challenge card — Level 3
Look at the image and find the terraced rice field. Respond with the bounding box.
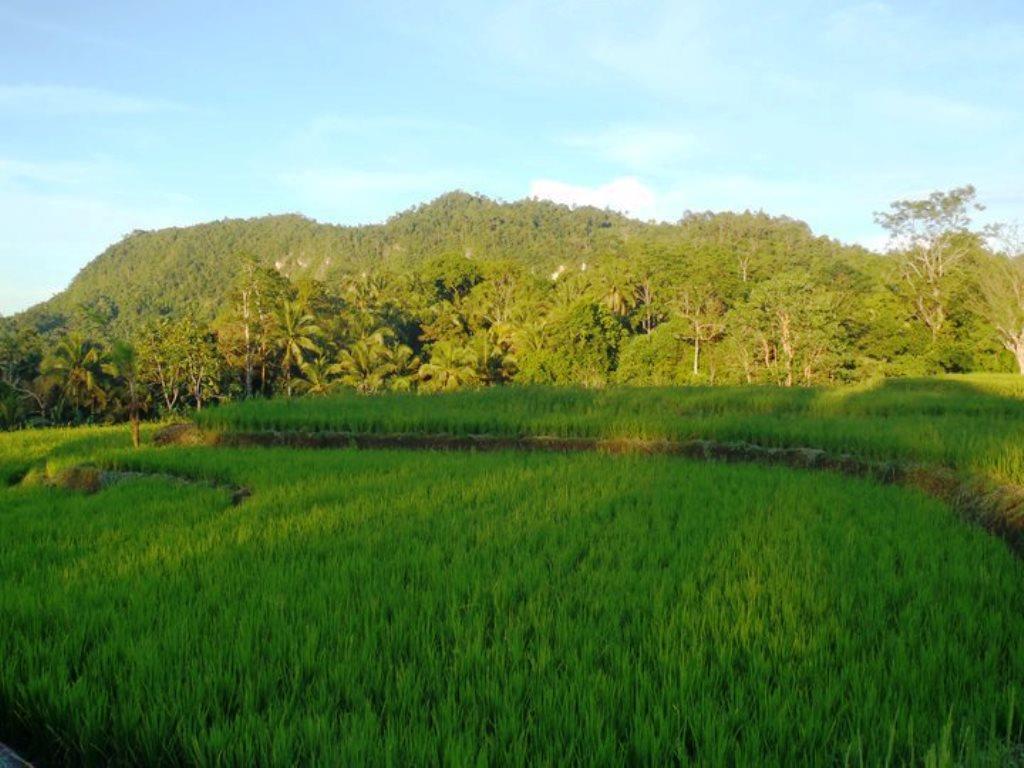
[195,375,1024,484]
[3,376,1024,765]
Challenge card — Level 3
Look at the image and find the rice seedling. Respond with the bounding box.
[194,374,1024,484]
[1,427,1023,765]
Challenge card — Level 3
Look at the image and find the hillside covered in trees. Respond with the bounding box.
[2,186,1023,430]
[23,192,641,331]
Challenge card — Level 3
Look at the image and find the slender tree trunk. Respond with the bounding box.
[692,335,700,376]
[778,311,794,387]
[930,283,944,340]
[242,289,253,398]
[130,405,140,449]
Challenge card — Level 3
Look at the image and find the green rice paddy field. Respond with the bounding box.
[3,375,1024,765]
[197,374,1024,484]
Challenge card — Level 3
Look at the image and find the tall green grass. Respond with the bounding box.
[1,433,1023,765]
[0,425,145,486]
[195,374,1024,484]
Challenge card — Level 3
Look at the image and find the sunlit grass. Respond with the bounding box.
[1,428,1023,764]
[0,424,146,485]
[4,379,1024,765]
[196,374,1024,484]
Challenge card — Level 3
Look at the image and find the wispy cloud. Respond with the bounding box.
[854,233,891,252]
[304,115,466,139]
[0,186,198,315]
[825,2,896,46]
[283,115,479,175]
[824,2,1024,70]
[563,125,701,172]
[868,88,1004,128]
[484,0,807,104]
[277,167,461,224]
[0,150,200,314]
[0,157,123,189]
[0,280,54,317]
[527,170,908,239]
[529,177,657,219]
[0,84,183,116]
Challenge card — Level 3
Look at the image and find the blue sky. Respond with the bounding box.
[1,0,1022,314]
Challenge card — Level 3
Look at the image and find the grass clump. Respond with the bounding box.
[195,374,1024,484]
[1,428,1023,765]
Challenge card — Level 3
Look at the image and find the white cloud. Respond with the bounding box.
[526,171,916,241]
[564,125,700,171]
[853,233,891,253]
[0,84,182,115]
[529,174,807,224]
[277,168,463,224]
[529,177,658,219]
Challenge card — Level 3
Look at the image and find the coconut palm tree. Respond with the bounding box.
[42,333,110,421]
[105,341,146,448]
[345,272,388,314]
[296,355,340,396]
[468,332,513,385]
[419,340,480,392]
[274,299,321,396]
[333,331,396,394]
[384,343,420,391]
[43,335,111,421]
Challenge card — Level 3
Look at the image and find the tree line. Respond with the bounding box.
[2,185,1023,433]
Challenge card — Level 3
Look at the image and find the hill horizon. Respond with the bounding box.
[10,189,867,329]
[9,187,882,318]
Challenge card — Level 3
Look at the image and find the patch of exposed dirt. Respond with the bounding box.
[153,422,210,446]
[27,464,250,506]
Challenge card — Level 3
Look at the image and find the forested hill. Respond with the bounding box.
[23,192,642,329]
[4,184,1020,432]
[20,190,855,332]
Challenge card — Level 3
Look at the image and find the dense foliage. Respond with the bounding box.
[2,428,1023,765]
[3,185,1023,429]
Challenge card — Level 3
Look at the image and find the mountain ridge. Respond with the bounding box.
[14,190,864,333]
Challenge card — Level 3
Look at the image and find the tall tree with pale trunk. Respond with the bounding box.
[673,287,725,377]
[975,225,1024,374]
[874,185,985,342]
